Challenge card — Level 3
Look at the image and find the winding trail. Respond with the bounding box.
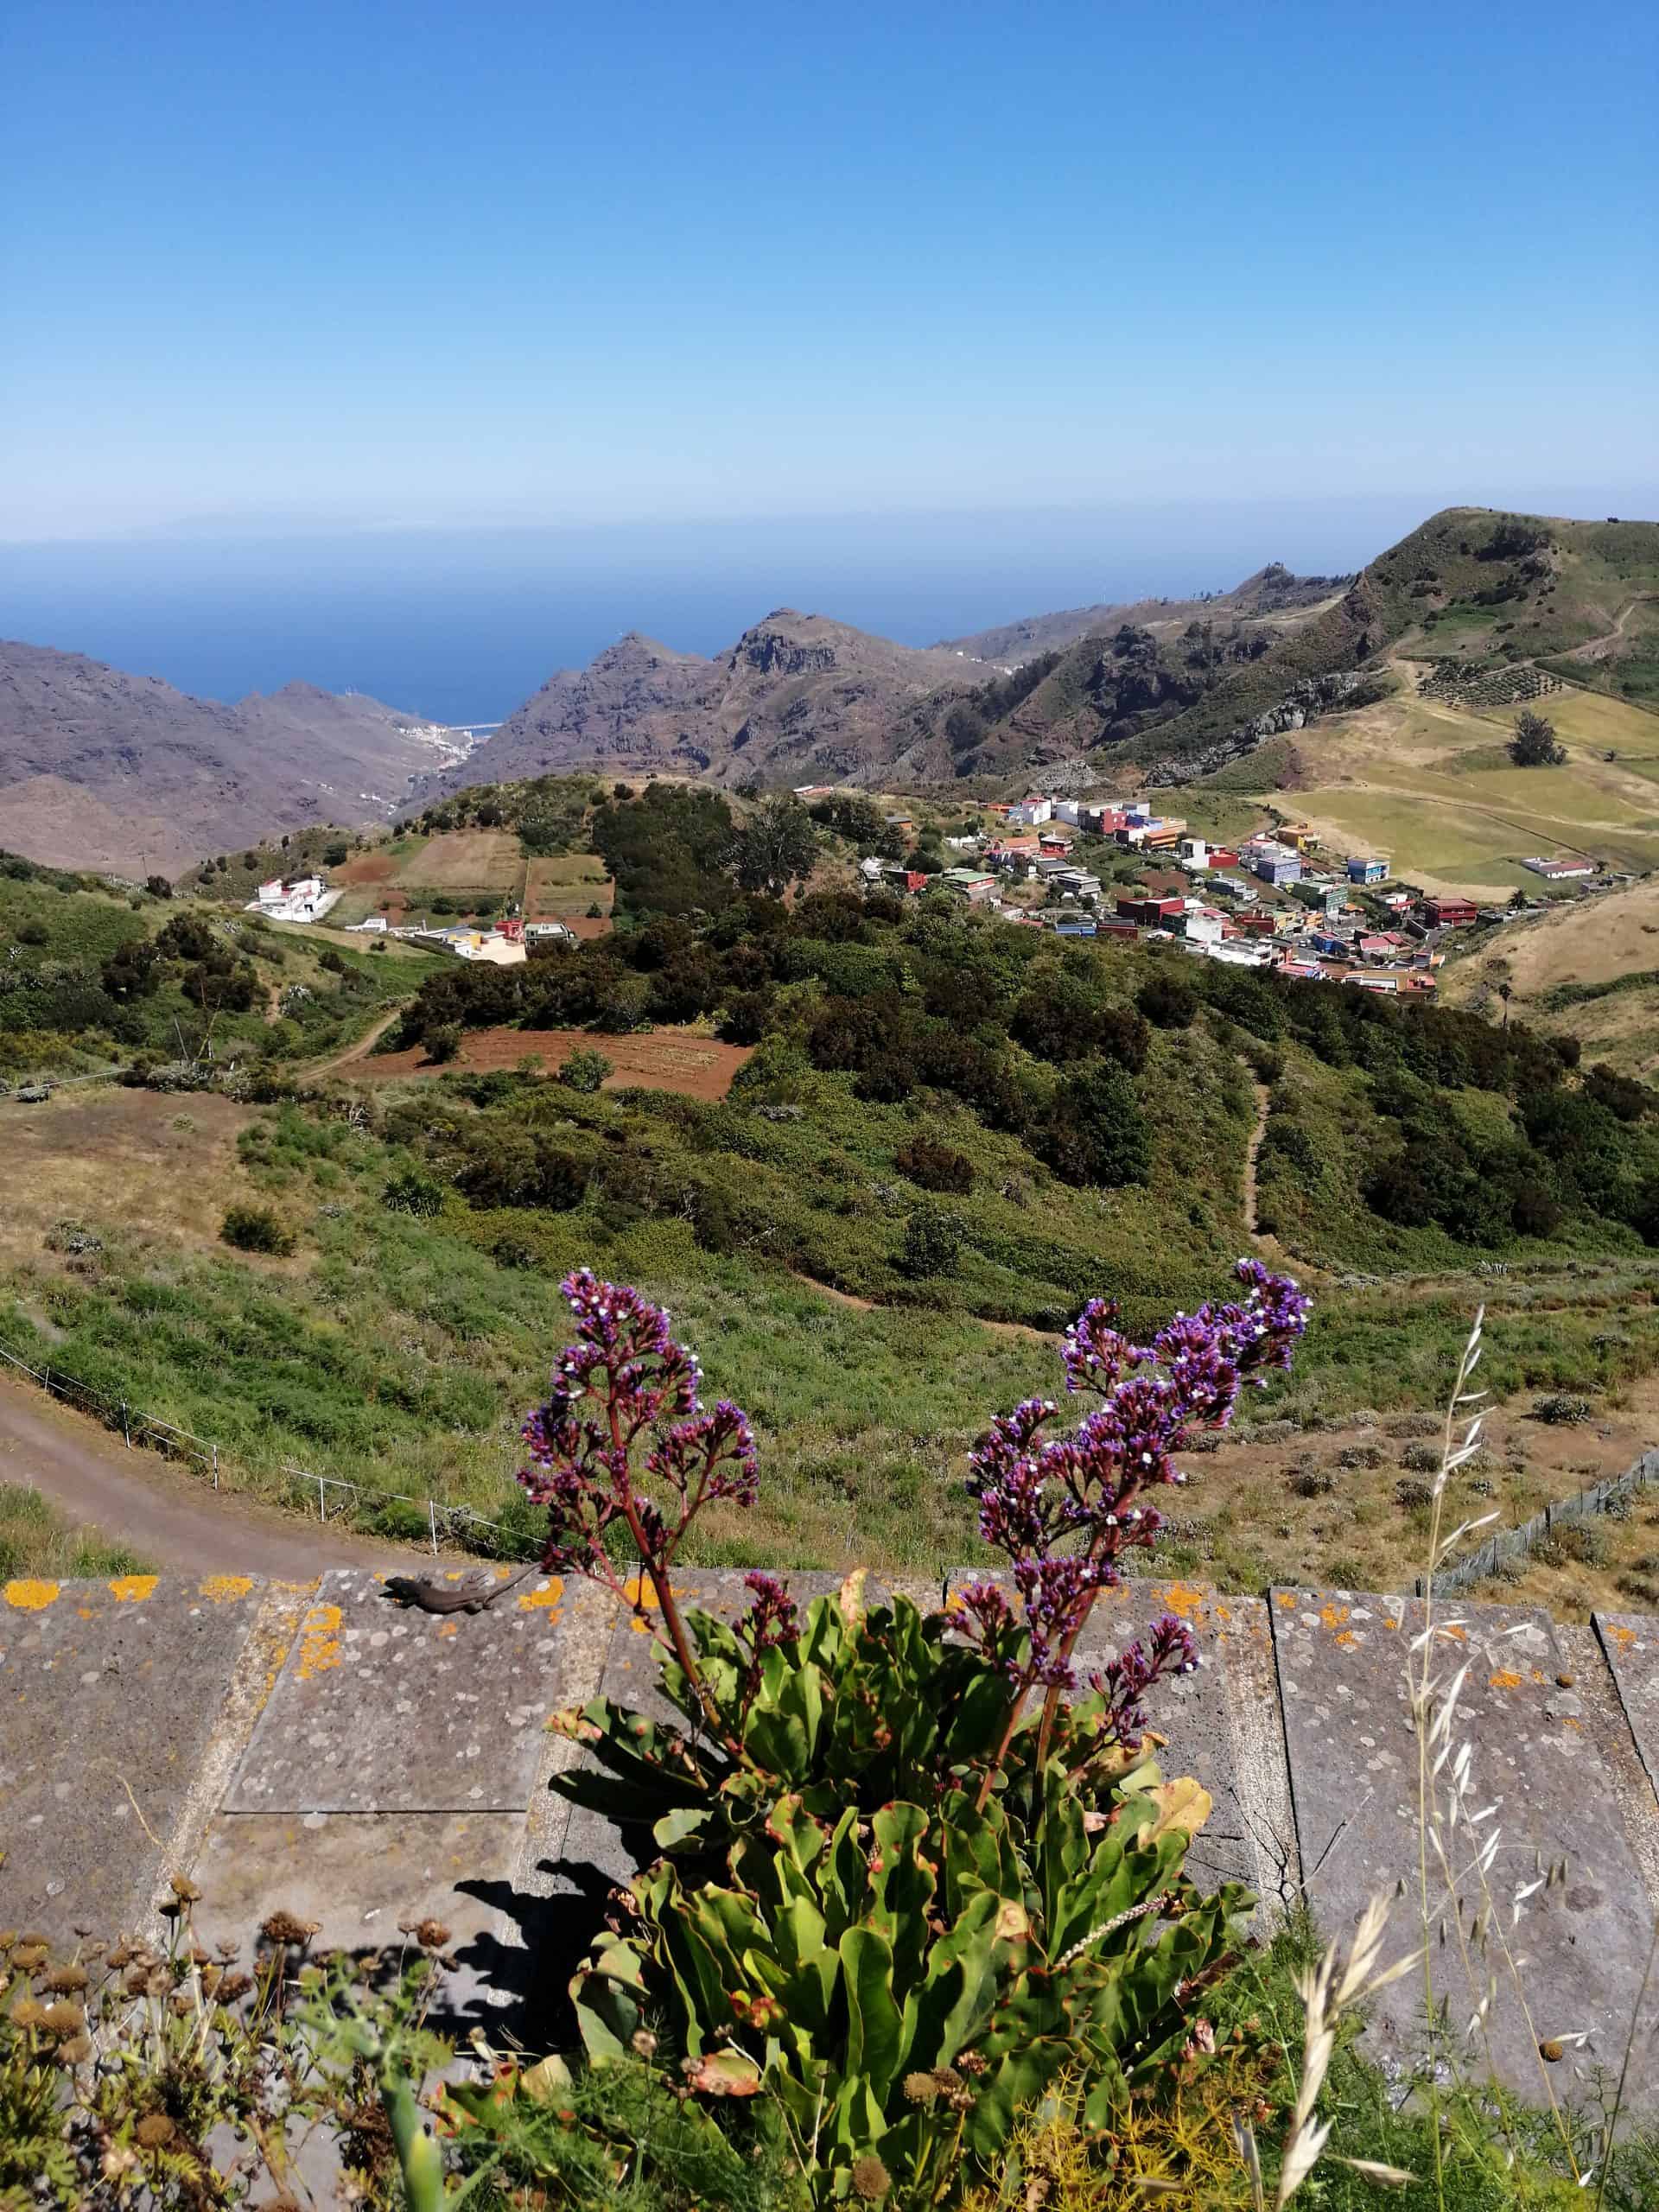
[0,1372,409,1576]
[302,1007,403,1080]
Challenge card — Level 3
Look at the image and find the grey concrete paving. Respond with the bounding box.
[1596,1611,1659,1803]
[1272,1587,1659,2093]
[0,1573,266,1942]
[226,1567,600,1814]
[4,1568,1656,2107]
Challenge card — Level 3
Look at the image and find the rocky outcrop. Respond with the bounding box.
[1132,671,1374,785]
[442,611,982,793]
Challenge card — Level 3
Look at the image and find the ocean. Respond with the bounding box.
[0,496,1577,726]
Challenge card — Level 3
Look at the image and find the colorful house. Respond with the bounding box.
[1420,897,1478,928]
[1347,855,1389,885]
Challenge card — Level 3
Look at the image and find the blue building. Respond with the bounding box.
[1347,855,1389,885]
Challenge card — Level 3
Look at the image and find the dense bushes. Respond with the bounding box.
[379,842,1659,1257]
[893,1135,976,1193]
[220,1204,296,1255]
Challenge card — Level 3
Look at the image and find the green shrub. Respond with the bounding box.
[560,1046,615,1093]
[900,1202,963,1278]
[219,1203,296,1255]
[893,1135,976,1194]
[382,1169,446,1217]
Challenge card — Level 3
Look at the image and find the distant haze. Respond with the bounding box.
[2,493,1650,725]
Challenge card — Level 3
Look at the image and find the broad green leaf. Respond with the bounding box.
[840,1924,905,2098]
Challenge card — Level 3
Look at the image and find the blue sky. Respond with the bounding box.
[3,0,1656,542]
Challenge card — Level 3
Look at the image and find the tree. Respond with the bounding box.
[900,1203,963,1278]
[1509,710,1565,767]
[100,936,162,1001]
[1039,1060,1153,1189]
[144,874,173,899]
[724,798,819,898]
[558,1046,613,1093]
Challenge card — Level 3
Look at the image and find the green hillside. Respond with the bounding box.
[0,850,441,1081]
[938,507,1659,783]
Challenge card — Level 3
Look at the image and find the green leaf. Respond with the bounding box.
[839,1925,906,2098]
[653,1803,715,1852]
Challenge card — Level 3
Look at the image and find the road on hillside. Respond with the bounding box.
[0,1374,412,1577]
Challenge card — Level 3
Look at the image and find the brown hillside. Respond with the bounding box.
[0,642,449,874]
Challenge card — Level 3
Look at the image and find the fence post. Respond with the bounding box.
[318,1478,327,1523]
[429,1499,441,1557]
[120,1399,130,1447]
[212,1444,219,1491]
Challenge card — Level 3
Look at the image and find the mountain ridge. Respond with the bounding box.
[439,607,982,793]
[0,639,454,874]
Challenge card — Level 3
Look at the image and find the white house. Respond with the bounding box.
[1185,907,1227,947]
[1177,836,1211,869]
[1051,799,1081,827]
[249,874,336,924]
[1008,795,1053,827]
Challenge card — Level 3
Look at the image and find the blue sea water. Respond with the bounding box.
[0,494,1630,727]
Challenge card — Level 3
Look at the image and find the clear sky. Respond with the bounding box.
[2,0,1656,543]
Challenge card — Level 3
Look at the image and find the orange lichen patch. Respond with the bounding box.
[1562,1713,1583,1731]
[77,1606,94,1618]
[1160,1581,1210,1622]
[517,1577,565,1618]
[1440,1624,1467,1643]
[1488,1669,1525,1690]
[623,1572,671,1633]
[1335,1630,1358,1649]
[436,1621,460,1639]
[1382,1618,1400,1630]
[1274,1592,1298,1609]
[108,1575,159,1603]
[296,1603,343,1680]
[4,1580,60,1611]
[1319,1603,1350,1630]
[197,1575,254,1604]
[1607,1624,1637,1651]
[1216,1603,1233,1624]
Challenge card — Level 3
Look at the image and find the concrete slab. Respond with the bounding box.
[1595,1612,1659,1804]
[942,1573,1256,1891]
[226,1568,600,1815]
[0,1573,267,1942]
[194,1809,529,2031]
[1272,1587,1659,2092]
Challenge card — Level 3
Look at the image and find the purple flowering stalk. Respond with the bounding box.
[518,1268,760,1745]
[961,1259,1309,1808]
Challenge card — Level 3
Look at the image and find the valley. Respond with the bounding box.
[7,503,1659,1624]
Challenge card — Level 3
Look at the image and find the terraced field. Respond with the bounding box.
[1205,664,1659,894]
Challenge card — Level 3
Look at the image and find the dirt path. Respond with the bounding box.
[0,1374,410,1576]
[304,1008,402,1080]
[787,1270,1056,1344]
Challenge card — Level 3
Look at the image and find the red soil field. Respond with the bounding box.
[339,1024,752,1102]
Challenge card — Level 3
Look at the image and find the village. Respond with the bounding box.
[241,783,1621,1002]
[244,868,574,964]
[838,787,1618,996]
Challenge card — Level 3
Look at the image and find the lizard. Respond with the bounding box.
[381,1562,542,1616]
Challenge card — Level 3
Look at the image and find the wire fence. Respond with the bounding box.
[0,1340,537,1561]
[1417,1446,1659,1598]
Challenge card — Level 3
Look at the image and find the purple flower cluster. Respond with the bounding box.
[518,1269,758,1582]
[963,1260,1308,1691]
[1090,1615,1199,1748]
[731,1571,801,1700]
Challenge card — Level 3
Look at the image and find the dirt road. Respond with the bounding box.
[0,1374,409,1576]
